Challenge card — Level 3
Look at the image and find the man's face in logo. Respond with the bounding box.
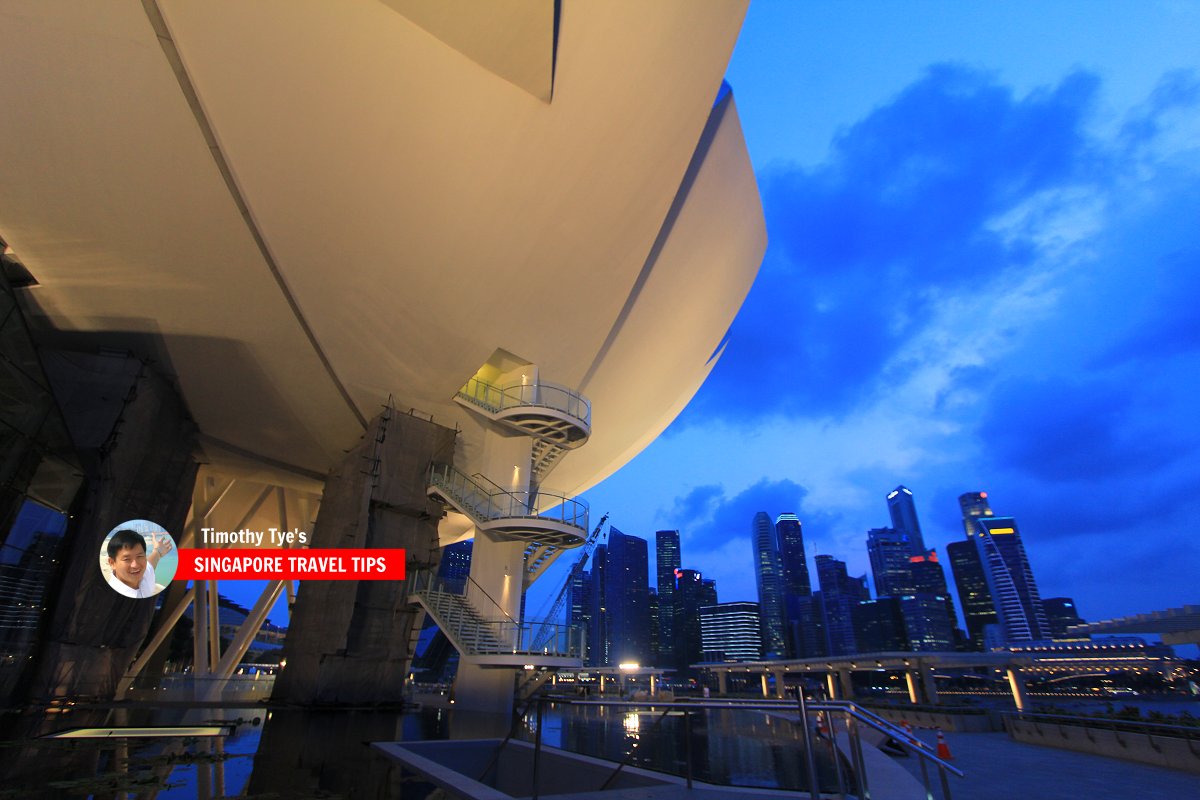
[109,544,147,589]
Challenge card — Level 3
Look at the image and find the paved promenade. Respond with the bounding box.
[897,729,1199,800]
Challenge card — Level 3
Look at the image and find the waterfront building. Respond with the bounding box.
[974,517,1050,643]
[886,486,927,556]
[604,529,651,666]
[866,527,913,598]
[752,511,787,658]
[700,601,762,662]
[654,530,681,667]
[1043,597,1085,639]
[958,491,994,539]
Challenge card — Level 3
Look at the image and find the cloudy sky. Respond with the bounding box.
[555,0,1200,635]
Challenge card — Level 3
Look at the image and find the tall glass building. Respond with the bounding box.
[974,517,1049,643]
[958,491,994,538]
[866,526,913,597]
[605,529,651,665]
[886,486,926,556]
[654,529,681,667]
[751,511,786,658]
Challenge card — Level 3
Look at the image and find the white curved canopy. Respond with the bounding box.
[0,1,766,496]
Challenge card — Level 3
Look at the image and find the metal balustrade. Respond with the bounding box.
[408,570,584,659]
[427,463,588,546]
[457,377,591,427]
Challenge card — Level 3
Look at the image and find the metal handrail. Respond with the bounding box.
[458,376,592,427]
[409,570,584,658]
[1005,710,1200,740]
[428,463,589,531]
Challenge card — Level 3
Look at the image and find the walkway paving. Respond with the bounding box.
[895,729,1199,800]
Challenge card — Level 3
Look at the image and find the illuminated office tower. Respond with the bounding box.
[752,511,787,658]
[605,529,651,666]
[887,486,926,556]
[974,517,1049,643]
[958,491,994,538]
[867,527,913,597]
[947,539,997,650]
[700,601,762,662]
[674,568,717,675]
[655,530,681,667]
[775,514,811,597]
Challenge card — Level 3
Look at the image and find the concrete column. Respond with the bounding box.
[650,674,657,695]
[905,671,920,704]
[826,672,839,699]
[1006,668,1030,711]
[273,409,456,706]
[921,667,940,705]
[773,670,786,698]
[761,672,770,698]
[453,426,535,714]
[837,669,854,701]
[22,355,198,708]
[716,672,727,696]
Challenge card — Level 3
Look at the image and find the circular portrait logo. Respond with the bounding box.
[99,520,177,599]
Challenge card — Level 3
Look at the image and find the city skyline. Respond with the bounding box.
[572,1,1200,636]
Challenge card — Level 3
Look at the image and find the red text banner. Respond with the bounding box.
[177,549,406,581]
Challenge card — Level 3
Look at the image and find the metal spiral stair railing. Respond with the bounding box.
[455,377,591,448]
[427,463,588,547]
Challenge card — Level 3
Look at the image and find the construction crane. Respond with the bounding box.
[530,512,608,652]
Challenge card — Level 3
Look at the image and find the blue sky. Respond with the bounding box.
[558,0,1200,635]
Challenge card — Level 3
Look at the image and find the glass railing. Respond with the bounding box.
[409,569,584,658]
[457,377,592,428]
[428,463,589,532]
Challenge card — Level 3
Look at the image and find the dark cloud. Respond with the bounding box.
[666,478,813,556]
[1096,248,1200,366]
[680,64,1104,425]
[976,375,1188,484]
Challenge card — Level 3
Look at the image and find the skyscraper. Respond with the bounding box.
[775,514,811,597]
[1042,597,1085,639]
[700,601,762,662]
[752,511,787,658]
[908,550,958,629]
[974,517,1050,644]
[655,530,681,667]
[866,527,913,597]
[947,539,996,650]
[587,543,608,666]
[815,555,867,656]
[958,492,994,539]
[886,485,926,556]
[605,529,651,665]
[673,568,717,675]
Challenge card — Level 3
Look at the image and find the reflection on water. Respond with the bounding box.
[521,702,842,793]
[3,700,842,798]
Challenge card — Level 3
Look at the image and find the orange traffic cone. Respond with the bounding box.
[901,719,916,743]
[817,712,830,738]
[936,727,953,760]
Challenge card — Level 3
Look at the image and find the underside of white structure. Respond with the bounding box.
[0,0,766,715]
